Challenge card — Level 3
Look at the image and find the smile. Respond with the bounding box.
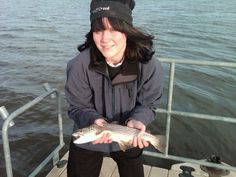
[102,45,114,50]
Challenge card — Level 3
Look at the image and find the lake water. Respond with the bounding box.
[0,0,236,176]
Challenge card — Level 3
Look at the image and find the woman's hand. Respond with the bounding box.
[92,118,112,144]
[94,118,107,126]
[126,119,149,149]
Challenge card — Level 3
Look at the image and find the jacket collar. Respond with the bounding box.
[89,58,139,85]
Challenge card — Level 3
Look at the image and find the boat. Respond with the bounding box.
[1,58,236,177]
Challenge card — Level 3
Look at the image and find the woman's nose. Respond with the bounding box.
[101,30,111,42]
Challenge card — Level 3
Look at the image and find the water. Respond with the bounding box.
[0,0,236,176]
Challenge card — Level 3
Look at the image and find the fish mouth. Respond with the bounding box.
[72,135,80,141]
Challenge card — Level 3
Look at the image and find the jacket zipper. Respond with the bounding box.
[112,87,115,117]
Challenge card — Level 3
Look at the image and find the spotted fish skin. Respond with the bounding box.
[72,123,165,153]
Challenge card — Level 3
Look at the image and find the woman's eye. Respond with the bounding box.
[94,30,102,34]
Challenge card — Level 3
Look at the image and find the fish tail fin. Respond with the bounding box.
[150,135,166,153]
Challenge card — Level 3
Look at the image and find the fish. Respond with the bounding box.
[72,123,166,153]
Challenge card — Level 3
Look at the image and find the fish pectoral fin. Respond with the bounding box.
[95,129,103,135]
[118,141,127,152]
[95,130,111,135]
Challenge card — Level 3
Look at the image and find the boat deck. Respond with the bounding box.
[46,152,170,177]
[46,152,236,177]
[46,152,209,177]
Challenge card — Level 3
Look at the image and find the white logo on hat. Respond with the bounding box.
[92,6,110,13]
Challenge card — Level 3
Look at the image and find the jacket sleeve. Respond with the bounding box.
[65,56,103,128]
[129,58,163,126]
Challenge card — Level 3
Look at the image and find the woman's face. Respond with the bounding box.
[93,18,127,65]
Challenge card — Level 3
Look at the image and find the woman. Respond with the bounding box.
[65,0,163,176]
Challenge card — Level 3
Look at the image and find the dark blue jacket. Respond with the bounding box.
[65,49,163,152]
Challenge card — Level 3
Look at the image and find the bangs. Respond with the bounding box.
[91,17,127,32]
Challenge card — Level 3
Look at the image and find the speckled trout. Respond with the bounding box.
[72,123,165,153]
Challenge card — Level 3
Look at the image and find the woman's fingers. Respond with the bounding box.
[133,136,138,147]
[94,118,107,126]
[102,133,112,143]
[137,136,143,149]
[129,136,149,149]
[142,139,149,147]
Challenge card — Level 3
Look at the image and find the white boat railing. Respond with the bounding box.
[1,84,65,177]
[143,58,236,172]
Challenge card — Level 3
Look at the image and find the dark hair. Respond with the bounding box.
[78,0,155,66]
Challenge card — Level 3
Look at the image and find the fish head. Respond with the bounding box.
[72,124,101,144]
